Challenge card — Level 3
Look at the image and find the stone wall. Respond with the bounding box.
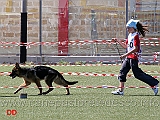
[0,0,59,55]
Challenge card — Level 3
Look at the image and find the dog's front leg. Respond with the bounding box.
[14,81,31,94]
[35,80,43,95]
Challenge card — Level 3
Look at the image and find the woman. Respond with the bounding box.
[111,19,159,95]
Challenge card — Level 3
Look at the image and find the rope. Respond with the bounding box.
[1,72,160,78]
[0,38,159,48]
[0,86,159,89]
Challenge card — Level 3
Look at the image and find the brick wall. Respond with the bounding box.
[0,0,158,56]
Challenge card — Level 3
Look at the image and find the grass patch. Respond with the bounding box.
[0,64,160,120]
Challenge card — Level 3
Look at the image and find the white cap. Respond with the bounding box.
[126,19,139,29]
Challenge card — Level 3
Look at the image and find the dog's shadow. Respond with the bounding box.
[28,94,73,97]
[0,93,18,98]
[0,93,73,98]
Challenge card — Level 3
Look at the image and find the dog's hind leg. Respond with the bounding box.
[14,80,31,94]
[64,85,70,95]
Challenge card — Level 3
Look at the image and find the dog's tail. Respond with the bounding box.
[66,81,78,85]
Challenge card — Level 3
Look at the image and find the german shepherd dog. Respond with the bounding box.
[9,63,78,95]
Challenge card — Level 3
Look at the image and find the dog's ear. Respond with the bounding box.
[15,62,20,68]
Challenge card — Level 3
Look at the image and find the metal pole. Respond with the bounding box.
[20,0,27,63]
[154,0,157,33]
[91,10,98,56]
[125,0,128,39]
[39,0,42,56]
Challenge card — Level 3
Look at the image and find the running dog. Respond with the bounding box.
[9,63,78,95]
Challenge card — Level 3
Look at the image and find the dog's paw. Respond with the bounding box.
[14,91,17,94]
[66,93,70,95]
[38,93,43,95]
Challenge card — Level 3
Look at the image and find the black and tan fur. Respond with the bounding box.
[9,63,78,95]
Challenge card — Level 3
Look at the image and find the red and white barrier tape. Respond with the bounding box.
[0,85,159,89]
[1,72,160,78]
[0,38,160,48]
[0,64,123,67]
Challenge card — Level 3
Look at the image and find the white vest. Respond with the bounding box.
[127,32,142,60]
[127,32,138,52]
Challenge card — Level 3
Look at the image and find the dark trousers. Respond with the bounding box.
[118,58,159,86]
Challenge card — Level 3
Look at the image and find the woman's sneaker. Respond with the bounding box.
[152,84,158,96]
[111,89,124,95]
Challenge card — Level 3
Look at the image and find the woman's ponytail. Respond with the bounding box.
[136,22,149,37]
